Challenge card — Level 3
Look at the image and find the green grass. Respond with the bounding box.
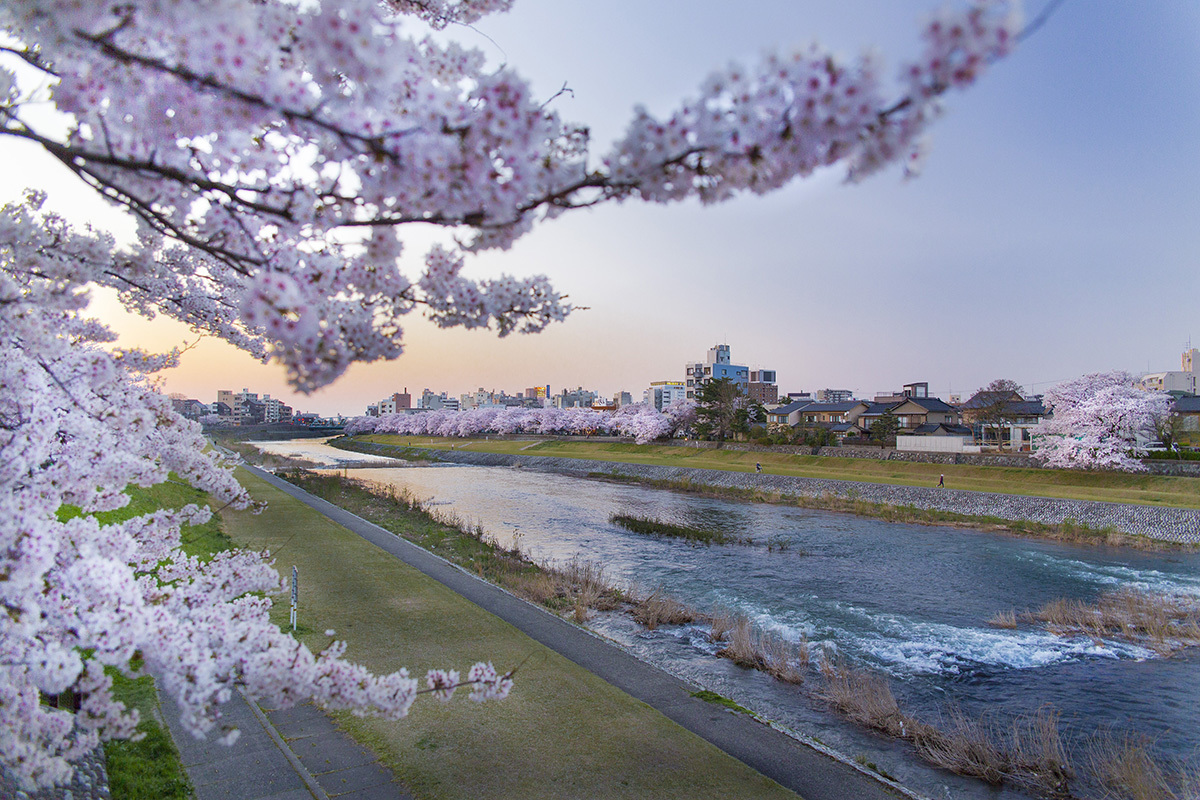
[610,513,749,545]
[104,674,192,800]
[690,690,753,716]
[224,468,800,800]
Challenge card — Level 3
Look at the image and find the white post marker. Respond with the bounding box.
[290,565,298,631]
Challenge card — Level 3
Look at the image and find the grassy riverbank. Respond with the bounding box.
[346,435,1200,510]
[223,469,799,800]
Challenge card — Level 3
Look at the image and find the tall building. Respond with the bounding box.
[684,344,753,399]
[261,395,293,423]
[419,389,458,410]
[368,389,412,416]
[554,387,597,408]
[747,369,778,405]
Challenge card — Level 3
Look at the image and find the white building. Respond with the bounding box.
[645,381,688,411]
[1139,347,1198,395]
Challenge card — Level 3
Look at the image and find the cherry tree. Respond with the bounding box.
[353,402,690,443]
[0,0,1024,788]
[1033,371,1172,472]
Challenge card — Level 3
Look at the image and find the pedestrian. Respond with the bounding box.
[937,474,944,488]
[755,462,762,473]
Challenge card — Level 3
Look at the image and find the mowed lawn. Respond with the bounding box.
[223,469,800,800]
[353,435,1200,510]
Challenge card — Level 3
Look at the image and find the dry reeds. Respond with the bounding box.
[558,557,622,612]
[631,588,701,630]
[713,612,805,684]
[817,660,1074,795]
[1088,731,1175,800]
[1008,707,1072,795]
[988,609,1018,629]
[817,659,908,738]
[1026,589,1200,654]
[911,708,1006,785]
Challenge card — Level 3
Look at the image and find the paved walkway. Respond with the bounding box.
[162,687,412,800]
[236,465,907,800]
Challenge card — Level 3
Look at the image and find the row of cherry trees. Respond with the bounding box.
[346,402,696,444]
[0,0,1023,788]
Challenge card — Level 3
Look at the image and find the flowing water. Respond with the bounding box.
[256,441,1200,799]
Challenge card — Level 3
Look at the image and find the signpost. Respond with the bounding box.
[290,565,298,631]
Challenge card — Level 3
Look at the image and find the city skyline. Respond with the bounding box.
[2,1,1196,415]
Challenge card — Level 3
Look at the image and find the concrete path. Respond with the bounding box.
[244,465,908,800]
[162,686,412,800]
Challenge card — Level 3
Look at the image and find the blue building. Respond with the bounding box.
[685,344,753,399]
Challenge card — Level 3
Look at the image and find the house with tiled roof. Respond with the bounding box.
[1172,395,1200,432]
[765,400,812,427]
[960,389,1048,450]
[847,396,961,435]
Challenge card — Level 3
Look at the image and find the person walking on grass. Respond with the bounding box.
[756,462,762,473]
[938,474,944,488]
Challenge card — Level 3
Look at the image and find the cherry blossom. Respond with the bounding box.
[0,0,1023,787]
[351,401,693,445]
[1033,371,1172,472]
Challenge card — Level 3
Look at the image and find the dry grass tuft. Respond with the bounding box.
[1088,731,1175,800]
[1026,589,1200,654]
[817,659,908,737]
[714,613,805,684]
[818,661,1075,795]
[1008,706,1072,795]
[504,571,559,605]
[988,609,1018,629]
[911,708,1006,785]
[708,607,737,642]
[631,588,702,630]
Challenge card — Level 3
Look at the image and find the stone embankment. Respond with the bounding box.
[332,440,1200,544]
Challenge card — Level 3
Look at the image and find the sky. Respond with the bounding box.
[2,0,1198,415]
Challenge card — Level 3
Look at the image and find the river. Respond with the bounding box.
[250,440,1200,799]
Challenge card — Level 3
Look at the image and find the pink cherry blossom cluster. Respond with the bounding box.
[0,198,509,790]
[0,0,1022,786]
[1,0,1018,392]
[346,401,696,445]
[1033,372,1172,472]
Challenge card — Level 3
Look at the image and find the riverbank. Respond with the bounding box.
[331,437,1200,546]
[224,467,882,800]
[347,435,1200,509]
